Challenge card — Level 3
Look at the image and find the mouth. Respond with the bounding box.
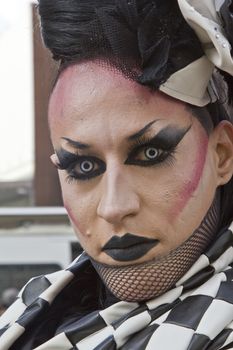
[102,233,159,262]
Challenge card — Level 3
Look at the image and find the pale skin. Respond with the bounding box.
[49,62,233,267]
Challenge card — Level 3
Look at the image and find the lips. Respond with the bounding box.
[102,233,159,262]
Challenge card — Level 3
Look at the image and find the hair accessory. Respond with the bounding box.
[38,0,233,106]
[160,0,233,106]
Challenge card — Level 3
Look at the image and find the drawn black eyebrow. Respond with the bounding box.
[129,124,192,150]
[128,120,160,141]
[60,121,191,159]
[61,137,90,150]
[61,120,160,149]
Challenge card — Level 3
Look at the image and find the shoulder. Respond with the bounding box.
[0,253,90,338]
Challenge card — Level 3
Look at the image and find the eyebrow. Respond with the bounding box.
[61,137,90,150]
[61,119,160,150]
[56,123,192,170]
[60,120,191,154]
[127,119,160,141]
[139,124,192,150]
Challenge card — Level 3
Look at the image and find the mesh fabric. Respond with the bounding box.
[91,195,220,302]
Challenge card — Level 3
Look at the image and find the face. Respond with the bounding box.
[49,62,219,267]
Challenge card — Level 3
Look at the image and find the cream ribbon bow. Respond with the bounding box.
[160,0,233,106]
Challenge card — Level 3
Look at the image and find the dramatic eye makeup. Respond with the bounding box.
[55,148,106,181]
[54,122,192,182]
[125,124,191,166]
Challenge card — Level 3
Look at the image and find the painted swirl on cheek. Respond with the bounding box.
[171,131,209,219]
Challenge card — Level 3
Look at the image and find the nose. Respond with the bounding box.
[97,166,140,225]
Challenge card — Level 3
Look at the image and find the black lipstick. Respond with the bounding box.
[102,233,159,262]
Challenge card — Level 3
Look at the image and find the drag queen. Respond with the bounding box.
[0,0,233,349]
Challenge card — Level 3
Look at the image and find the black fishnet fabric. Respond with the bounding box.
[38,0,204,89]
[91,196,220,302]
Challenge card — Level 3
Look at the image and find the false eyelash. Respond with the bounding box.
[65,172,97,184]
[125,146,177,167]
[161,149,177,167]
[65,174,76,185]
[64,134,179,183]
[65,174,87,183]
[56,151,79,170]
[64,158,106,183]
[127,132,178,163]
[128,125,192,156]
[128,134,155,154]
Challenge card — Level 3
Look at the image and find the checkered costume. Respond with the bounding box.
[1,222,233,350]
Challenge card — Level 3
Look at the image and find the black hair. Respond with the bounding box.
[38,0,233,227]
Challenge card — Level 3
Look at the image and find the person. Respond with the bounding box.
[0,0,233,349]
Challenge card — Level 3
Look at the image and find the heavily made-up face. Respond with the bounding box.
[49,62,220,267]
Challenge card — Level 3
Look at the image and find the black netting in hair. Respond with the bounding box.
[38,0,204,89]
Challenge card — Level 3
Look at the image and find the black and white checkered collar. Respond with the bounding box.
[0,221,233,349]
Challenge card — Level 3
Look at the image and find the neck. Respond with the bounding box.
[90,192,220,302]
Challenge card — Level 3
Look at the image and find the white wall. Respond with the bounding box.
[0,0,35,181]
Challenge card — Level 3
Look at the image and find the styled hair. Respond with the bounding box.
[38,0,233,227]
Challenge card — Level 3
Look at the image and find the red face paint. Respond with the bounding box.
[64,203,82,233]
[171,131,209,219]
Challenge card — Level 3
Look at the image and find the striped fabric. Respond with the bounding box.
[0,222,233,350]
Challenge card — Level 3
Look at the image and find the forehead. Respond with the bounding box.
[49,62,192,142]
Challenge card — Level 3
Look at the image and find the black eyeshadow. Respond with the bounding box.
[150,125,192,150]
[56,148,78,170]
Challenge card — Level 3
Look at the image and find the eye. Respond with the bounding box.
[66,156,106,182]
[136,146,163,162]
[80,160,94,173]
[144,147,159,160]
[125,144,174,166]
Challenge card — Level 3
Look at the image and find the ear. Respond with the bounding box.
[50,153,62,169]
[211,121,233,186]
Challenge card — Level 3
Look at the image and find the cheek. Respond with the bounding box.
[62,181,96,239]
[59,173,85,235]
[64,203,82,233]
[170,132,209,219]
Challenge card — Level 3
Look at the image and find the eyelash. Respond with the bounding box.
[65,156,106,183]
[125,136,176,166]
[65,139,177,183]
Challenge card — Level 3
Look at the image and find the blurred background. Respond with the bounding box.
[0,0,60,206]
[0,1,81,313]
